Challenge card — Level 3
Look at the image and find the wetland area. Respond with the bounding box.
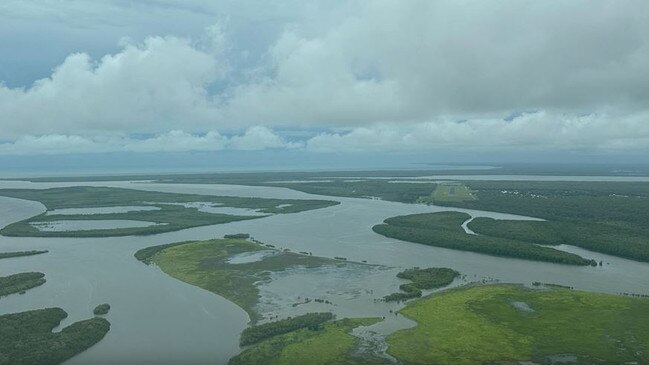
[1,174,649,364]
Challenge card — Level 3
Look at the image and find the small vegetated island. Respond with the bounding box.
[93,304,111,316]
[0,307,110,365]
[386,284,649,365]
[0,186,338,237]
[373,211,595,265]
[384,267,460,302]
[0,272,46,298]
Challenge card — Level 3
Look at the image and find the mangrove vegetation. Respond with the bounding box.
[240,312,334,346]
[0,307,110,365]
[373,212,594,265]
[93,304,111,316]
[0,186,339,238]
[384,267,460,302]
[0,272,46,298]
[0,250,48,260]
[229,317,384,365]
[435,180,649,262]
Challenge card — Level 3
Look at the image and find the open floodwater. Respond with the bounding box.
[1,180,649,364]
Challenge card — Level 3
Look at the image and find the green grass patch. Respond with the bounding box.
[0,272,46,298]
[229,317,384,365]
[384,267,460,302]
[135,238,336,322]
[0,186,338,237]
[387,284,649,365]
[0,307,110,365]
[373,212,594,265]
[419,182,477,204]
[0,250,48,260]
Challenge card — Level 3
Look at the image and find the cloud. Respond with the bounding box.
[0,34,225,138]
[1,1,649,155]
[228,126,303,150]
[306,111,649,154]
[4,111,647,156]
[0,127,297,155]
[224,0,649,126]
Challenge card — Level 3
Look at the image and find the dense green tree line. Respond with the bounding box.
[269,180,437,203]
[469,218,649,262]
[373,212,594,265]
[435,181,649,262]
[0,250,48,260]
[224,233,250,239]
[240,312,335,346]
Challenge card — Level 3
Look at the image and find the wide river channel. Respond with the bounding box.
[1,180,648,364]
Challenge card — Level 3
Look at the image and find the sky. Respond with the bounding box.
[0,0,648,172]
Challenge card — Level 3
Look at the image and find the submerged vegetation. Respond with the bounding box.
[0,307,110,365]
[0,250,48,260]
[387,284,649,365]
[0,272,46,298]
[384,267,459,302]
[135,237,337,321]
[230,317,384,365]
[373,212,594,265]
[0,186,338,237]
[240,312,334,346]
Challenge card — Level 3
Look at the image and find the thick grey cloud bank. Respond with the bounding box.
[0,0,648,155]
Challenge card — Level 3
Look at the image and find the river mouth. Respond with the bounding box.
[1,180,649,364]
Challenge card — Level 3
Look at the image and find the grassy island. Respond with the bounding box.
[135,237,338,322]
[387,284,649,365]
[373,212,594,265]
[0,272,46,298]
[0,307,110,365]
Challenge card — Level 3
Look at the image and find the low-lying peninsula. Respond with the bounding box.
[372,212,595,265]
